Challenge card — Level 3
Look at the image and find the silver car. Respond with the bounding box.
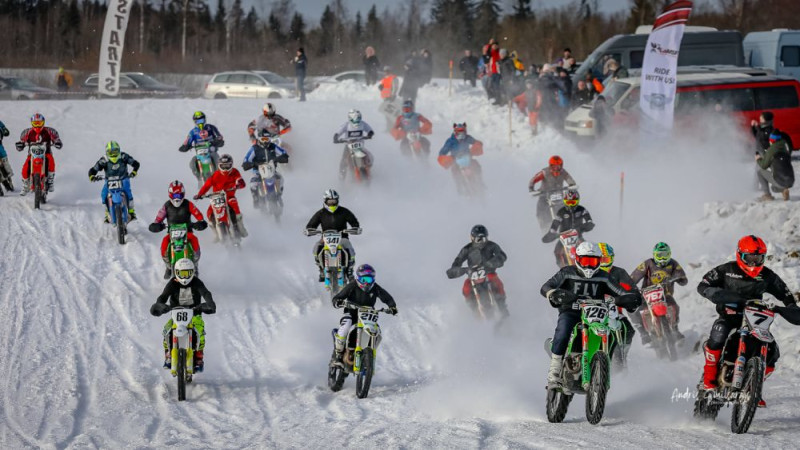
[204,71,296,99]
[0,76,57,100]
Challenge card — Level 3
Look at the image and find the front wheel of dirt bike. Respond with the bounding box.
[731,357,763,434]
[328,363,347,392]
[33,173,41,209]
[177,348,187,401]
[585,352,610,425]
[661,317,678,361]
[546,387,573,423]
[355,349,374,399]
[328,267,342,298]
[115,204,126,245]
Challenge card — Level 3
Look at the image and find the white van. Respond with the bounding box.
[564,72,752,137]
[744,30,800,80]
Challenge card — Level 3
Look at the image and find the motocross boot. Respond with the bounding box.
[234,214,248,238]
[104,208,111,224]
[163,350,171,369]
[330,335,346,367]
[759,366,775,407]
[702,344,722,390]
[46,173,54,192]
[547,354,563,389]
[127,200,136,221]
[163,257,172,279]
[20,178,29,196]
[194,350,204,373]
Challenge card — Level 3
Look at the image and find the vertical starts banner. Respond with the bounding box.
[639,0,693,135]
[98,0,132,96]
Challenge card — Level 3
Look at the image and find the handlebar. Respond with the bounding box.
[304,228,362,237]
[340,301,391,313]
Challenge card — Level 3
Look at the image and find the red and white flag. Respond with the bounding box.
[639,0,693,135]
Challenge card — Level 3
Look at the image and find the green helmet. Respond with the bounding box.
[105,141,121,163]
[193,111,206,128]
[653,242,671,267]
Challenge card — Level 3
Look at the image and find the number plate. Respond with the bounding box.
[107,179,122,189]
[549,193,563,203]
[349,141,364,150]
[583,305,608,323]
[211,195,226,206]
[196,146,209,155]
[359,311,378,323]
[643,286,665,305]
[744,306,774,331]
[470,268,487,281]
[258,163,275,178]
[171,229,187,240]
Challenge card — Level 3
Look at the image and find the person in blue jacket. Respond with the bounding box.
[89,141,140,222]
[437,122,484,168]
[242,128,289,207]
[0,120,14,191]
[178,111,224,185]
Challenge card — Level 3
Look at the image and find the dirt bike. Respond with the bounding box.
[554,229,582,268]
[532,186,578,233]
[693,299,788,434]
[463,267,499,320]
[27,143,48,209]
[166,306,198,402]
[401,131,429,158]
[192,142,217,188]
[202,190,241,247]
[341,139,371,183]
[452,153,484,197]
[640,284,679,361]
[306,228,361,298]
[167,223,195,271]
[254,160,283,221]
[96,175,131,245]
[0,161,12,196]
[328,301,392,398]
[545,297,620,425]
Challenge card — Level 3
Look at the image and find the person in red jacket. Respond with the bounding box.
[193,153,248,238]
[16,113,62,194]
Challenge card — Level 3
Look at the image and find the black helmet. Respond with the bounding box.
[470,224,488,244]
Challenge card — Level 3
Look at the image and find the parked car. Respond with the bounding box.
[203,71,296,99]
[745,30,800,81]
[81,72,182,98]
[0,76,57,100]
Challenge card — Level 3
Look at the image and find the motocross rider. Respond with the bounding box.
[542,189,594,267]
[149,180,208,279]
[330,264,398,366]
[304,189,361,282]
[541,241,641,388]
[194,154,248,239]
[149,258,216,373]
[630,242,688,343]
[242,128,289,207]
[179,111,224,185]
[446,224,509,318]
[391,99,433,154]
[598,242,639,353]
[529,155,577,231]
[16,113,62,194]
[333,109,375,179]
[0,119,14,191]
[88,141,140,222]
[437,123,484,185]
[247,103,292,143]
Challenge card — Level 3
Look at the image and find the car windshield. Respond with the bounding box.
[601,81,631,107]
[7,77,38,89]
[124,73,162,87]
[256,72,290,84]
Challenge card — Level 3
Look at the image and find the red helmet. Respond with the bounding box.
[549,155,563,175]
[168,180,186,207]
[453,123,467,140]
[736,235,767,278]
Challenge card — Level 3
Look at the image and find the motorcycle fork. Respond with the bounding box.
[471,280,485,320]
[732,330,749,389]
[354,325,364,373]
[581,326,590,386]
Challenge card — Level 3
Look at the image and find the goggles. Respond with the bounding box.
[176,269,194,279]
[31,120,45,128]
[577,255,601,269]
[654,250,670,261]
[194,117,206,125]
[169,191,185,200]
[358,275,374,285]
[324,198,339,207]
[564,199,579,207]
[740,252,765,267]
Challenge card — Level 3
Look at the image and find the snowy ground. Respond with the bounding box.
[1,80,800,448]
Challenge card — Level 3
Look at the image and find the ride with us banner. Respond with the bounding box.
[98,0,132,96]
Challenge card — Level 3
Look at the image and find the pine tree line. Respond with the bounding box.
[0,0,795,76]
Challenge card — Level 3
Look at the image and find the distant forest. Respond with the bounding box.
[0,0,796,75]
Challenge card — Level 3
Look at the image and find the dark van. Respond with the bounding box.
[575,31,745,82]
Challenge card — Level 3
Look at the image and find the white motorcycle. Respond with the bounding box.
[255,160,283,221]
[342,139,372,183]
[167,306,197,402]
[328,301,392,398]
[306,228,361,298]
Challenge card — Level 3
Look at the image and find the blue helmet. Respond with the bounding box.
[355,264,376,291]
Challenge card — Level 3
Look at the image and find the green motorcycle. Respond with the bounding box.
[545,297,622,425]
[165,223,195,278]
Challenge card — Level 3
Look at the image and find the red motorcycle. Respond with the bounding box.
[554,229,582,268]
[202,190,240,247]
[640,284,679,360]
[27,143,48,209]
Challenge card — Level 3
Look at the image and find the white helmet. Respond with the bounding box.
[348,109,362,124]
[574,241,602,278]
[174,258,195,286]
[323,189,339,213]
[263,103,275,117]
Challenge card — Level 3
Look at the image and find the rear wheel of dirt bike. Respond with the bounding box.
[731,357,763,434]
[546,387,573,423]
[661,317,678,361]
[328,363,347,392]
[115,204,126,245]
[177,348,187,401]
[355,350,374,399]
[33,174,42,209]
[585,352,610,425]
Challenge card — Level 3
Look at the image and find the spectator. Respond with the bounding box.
[498,49,517,103]
[603,58,619,79]
[419,49,433,86]
[513,78,543,134]
[363,46,381,86]
[459,50,479,87]
[756,131,794,201]
[586,72,603,94]
[482,38,497,64]
[527,64,540,79]
[488,43,502,104]
[557,48,576,72]
[751,111,775,154]
[477,57,489,97]
[56,67,73,92]
[572,80,594,108]
[378,66,401,131]
[589,95,611,138]
[536,66,561,128]
[293,48,307,102]
[554,68,573,119]
[511,51,525,74]
[399,51,420,102]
